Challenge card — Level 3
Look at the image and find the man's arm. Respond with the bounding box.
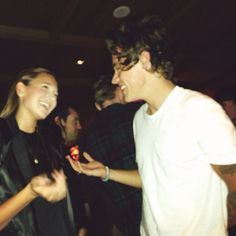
[67,152,142,188]
[212,164,236,226]
[109,169,142,188]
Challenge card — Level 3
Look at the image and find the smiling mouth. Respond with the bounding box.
[120,85,126,90]
[39,102,50,111]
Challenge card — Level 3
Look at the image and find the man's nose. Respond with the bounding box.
[112,72,120,84]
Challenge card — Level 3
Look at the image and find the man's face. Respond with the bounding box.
[63,108,82,145]
[111,55,145,102]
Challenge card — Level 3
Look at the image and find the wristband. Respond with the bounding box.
[101,166,110,182]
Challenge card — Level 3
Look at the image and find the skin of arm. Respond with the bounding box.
[0,183,37,230]
[67,152,142,188]
[109,168,142,188]
[212,164,236,226]
[0,169,67,231]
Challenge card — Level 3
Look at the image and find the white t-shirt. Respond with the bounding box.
[133,86,236,236]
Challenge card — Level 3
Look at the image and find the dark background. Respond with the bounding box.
[0,0,235,124]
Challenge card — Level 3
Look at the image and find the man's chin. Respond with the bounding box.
[125,96,138,103]
[124,95,132,103]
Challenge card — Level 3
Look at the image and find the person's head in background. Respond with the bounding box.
[0,67,58,132]
[54,105,82,147]
[215,88,236,125]
[93,76,125,111]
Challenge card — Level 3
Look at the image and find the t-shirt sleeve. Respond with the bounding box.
[185,94,236,165]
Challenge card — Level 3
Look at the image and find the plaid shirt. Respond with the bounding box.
[79,102,142,236]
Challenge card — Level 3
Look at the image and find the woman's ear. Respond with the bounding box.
[139,51,152,70]
[16,82,26,97]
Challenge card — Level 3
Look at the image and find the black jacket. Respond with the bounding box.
[0,116,75,236]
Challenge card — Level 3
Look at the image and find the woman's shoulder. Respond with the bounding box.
[0,118,13,165]
[0,118,12,142]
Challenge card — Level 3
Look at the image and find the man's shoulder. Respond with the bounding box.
[178,89,220,113]
[89,102,140,123]
[79,103,141,141]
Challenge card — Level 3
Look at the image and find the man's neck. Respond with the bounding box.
[146,79,176,114]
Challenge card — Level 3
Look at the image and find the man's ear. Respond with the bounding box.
[55,116,65,127]
[95,102,102,111]
[16,82,26,98]
[139,51,152,70]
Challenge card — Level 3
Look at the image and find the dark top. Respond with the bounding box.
[0,115,75,236]
[39,119,88,231]
[58,142,88,230]
[78,102,143,236]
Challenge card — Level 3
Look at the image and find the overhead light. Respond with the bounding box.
[76,59,85,65]
[113,6,130,18]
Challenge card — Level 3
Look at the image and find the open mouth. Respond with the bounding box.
[39,101,50,111]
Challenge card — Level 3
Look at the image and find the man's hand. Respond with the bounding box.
[67,152,106,178]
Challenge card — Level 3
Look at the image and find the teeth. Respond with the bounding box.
[40,102,49,109]
[120,85,126,90]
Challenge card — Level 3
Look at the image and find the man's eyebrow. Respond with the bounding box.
[40,82,51,85]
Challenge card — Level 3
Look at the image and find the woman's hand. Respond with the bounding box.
[30,169,67,202]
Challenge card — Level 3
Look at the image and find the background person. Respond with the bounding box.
[215,87,236,236]
[42,104,87,236]
[215,87,236,126]
[73,77,142,236]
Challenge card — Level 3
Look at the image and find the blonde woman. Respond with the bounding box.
[0,68,75,235]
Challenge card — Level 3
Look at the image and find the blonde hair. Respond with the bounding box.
[0,67,54,118]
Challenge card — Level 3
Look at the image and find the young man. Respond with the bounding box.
[68,16,236,235]
[54,106,82,147]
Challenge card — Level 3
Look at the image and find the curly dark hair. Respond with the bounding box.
[106,15,175,80]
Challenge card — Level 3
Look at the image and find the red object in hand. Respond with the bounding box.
[70,145,79,161]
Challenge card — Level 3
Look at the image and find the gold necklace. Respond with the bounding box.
[34,157,39,164]
[26,132,40,165]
